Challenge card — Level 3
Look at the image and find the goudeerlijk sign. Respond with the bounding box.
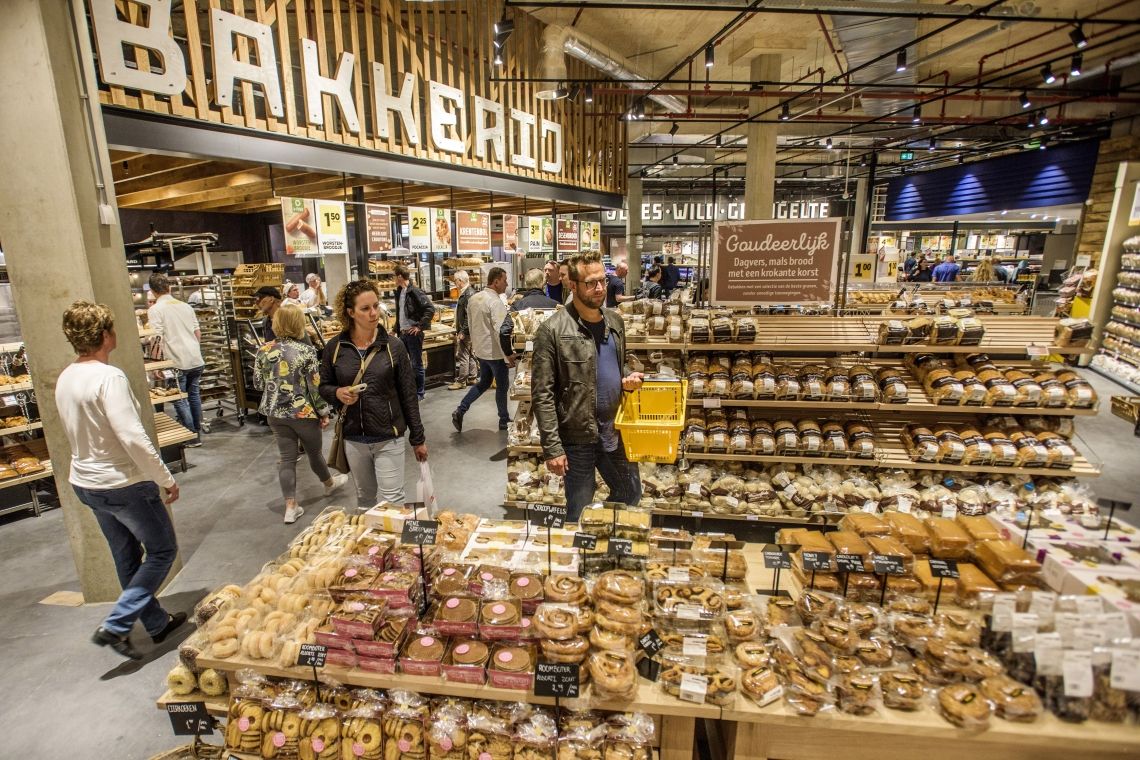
[710,218,843,306]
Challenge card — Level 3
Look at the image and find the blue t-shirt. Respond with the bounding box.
[932,262,960,282]
[584,318,622,452]
[544,282,564,303]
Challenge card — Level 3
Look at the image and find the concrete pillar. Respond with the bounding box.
[745,54,782,220]
[0,0,178,602]
[626,175,643,289]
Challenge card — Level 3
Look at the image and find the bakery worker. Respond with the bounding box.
[56,301,186,660]
[393,264,435,400]
[300,272,328,312]
[531,251,645,521]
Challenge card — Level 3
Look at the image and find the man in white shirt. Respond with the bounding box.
[148,273,205,446]
[56,300,185,660]
[300,273,327,311]
[452,267,515,432]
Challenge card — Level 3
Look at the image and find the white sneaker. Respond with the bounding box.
[324,473,350,497]
[284,504,305,524]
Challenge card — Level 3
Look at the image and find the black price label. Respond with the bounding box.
[527,503,568,529]
[834,553,866,574]
[534,661,580,698]
[638,629,665,657]
[800,551,833,572]
[166,702,213,736]
[636,657,661,683]
[297,643,328,667]
[401,519,439,545]
[608,538,633,556]
[927,559,960,579]
[573,532,597,550]
[762,550,792,570]
[871,555,906,575]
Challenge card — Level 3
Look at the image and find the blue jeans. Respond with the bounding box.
[400,330,425,398]
[73,481,179,636]
[564,435,641,522]
[172,365,204,434]
[457,358,510,425]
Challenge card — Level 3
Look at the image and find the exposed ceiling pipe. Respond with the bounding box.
[537,24,687,113]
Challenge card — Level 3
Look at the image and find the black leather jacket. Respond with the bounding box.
[394,284,435,332]
[318,326,426,445]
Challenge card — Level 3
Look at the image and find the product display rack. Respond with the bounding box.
[1091,238,1140,391]
[167,275,242,422]
[0,343,52,517]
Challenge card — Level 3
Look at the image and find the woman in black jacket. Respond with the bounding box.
[320,280,428,507]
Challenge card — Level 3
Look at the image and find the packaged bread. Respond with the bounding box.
[827,531,871,571]
[1055,318,1093,347]
[785,529,836,555]
[1036,431,1075,469]
[685,412,707,452]
[1004,370,1043,407]
[774,366,801,400]
[957,317,985,346]
[924,368,965,405]
[751,419,776,455]
[961,353,996,373]
[929,316,960,345]
[848,365,877,402]
[877,369,909,404]
[933,425,966,464]
[728,412,753,454]
[797,419,823,456]
[736,317,757,343]
[1032,371,1068,408]
[954,371,987,405]
[958,426,995,466]
[821,422,849,457]
[706,411,729,452]
[879,320,908,345]
[956,515,1001,542]
[902,424,938,462]
[973,540,1041,585]
[838,512,891,537]
[924,517,972,560]
[824,366,851,401]
[845,422,876,458]
[865,535,915,573]
[712,314,735,343]
[977,369,1017,406]
[954,563,1000,607]
[773,419,799,454]
[1009,430,1048,467]
[883,511,930,553]
[914,559,958,600]
[1055,369,1097,408]
[906,317,933,344]
[799,365,826,401]
[753,362,777,399]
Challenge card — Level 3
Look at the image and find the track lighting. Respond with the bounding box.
[779,102,790,120]
[704,45,715,68]
[1070,24,1087,49]
[1070,53,1082,77]
[957,154,964,164]
[567,84,581,102]
[928,137,936,151]
[553,85,569,100]
[1040,64,1056,84]
[493,49,503,66]
[1019,91,1031,109]
[494,15,514,36]
[1038,110,1050,126]
[1027,112,1037,129]
[896,49,907,73]
[825,137,833,150]
[911,105,922,124]
[669,122,679,137]
[715,133,722,147]
[584,84,594,103]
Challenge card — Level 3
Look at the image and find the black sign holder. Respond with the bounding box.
[927,559,959,614]
[165,702,215,738]
[1098,498,1133,541]
[1021,502,1035,550]
[761,544,794,597]
[871,555,906,606]
[297,644,328,702]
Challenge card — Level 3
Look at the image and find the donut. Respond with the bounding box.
[209,624,238,644]
[544,574,588,604]
[166,664,196,696]
[540,635,589,663]
[198,668,227,696]
[212,637,239,658]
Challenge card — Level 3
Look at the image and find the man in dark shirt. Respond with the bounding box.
[664,256,682,294]
[542,259,564,303]
[606,259,635,308]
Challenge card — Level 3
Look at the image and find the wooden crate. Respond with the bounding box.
[1110,395,1140,424]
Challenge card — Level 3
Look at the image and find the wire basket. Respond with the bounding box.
[614,378,688,463]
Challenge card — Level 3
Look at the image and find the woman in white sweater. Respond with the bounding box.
[55,301,186,660]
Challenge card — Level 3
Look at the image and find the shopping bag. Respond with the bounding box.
[326,414,349,474]
[417,460,438,516]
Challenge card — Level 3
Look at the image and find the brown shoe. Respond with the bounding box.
[447,382,465,390]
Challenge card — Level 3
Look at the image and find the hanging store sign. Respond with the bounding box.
[556,220,580,254]
[314,200,349,257]
[408,207,431,253]
[84,0,629,193]
[602,198,838,227]
[365,204,392,255]
[456,211,491,255]
[529,217,554,254]
[280,197,318,257]
[581,221,601,253]
[502,215,521,254]
[430,209,453,253]
[711,218,843,306]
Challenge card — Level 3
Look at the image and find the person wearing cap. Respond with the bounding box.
[254,286,284,342]
[282,282,303,307]
[300,273,328,312]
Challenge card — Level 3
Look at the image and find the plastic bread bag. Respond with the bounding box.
[848,364,878,402]
[821,422,849,457]
[932,425,966,464]
[774,365,802,399]
[513,711,558,760]
[1004,369,1043,407]
[193,583,244,626]
[587,649,639,702]
[464,713,513,760]
[605,712,655,760]
[924,369,965,405]
[751,418,777,456]
[295,702,339,760]
[836,672,881,715]
[339,703,384,760]
[959,426,995,467]
[799,364,827,401]
[879,669,926,711]
[982,429,1019,466]
[1055,369,1097,408]
[954,371,988,405]
[1036,432,1075,469]
[845,421,877,458]
[657,651,740,706]
[1032,370,1069,407]
[877,368,910,403]
[753,362,777,399]
[728,412,753,454]
[773,419,800,454]
[652,577,727,621]
[660,623,729,658]
[978,369,1018,406]
[796,419,823,456]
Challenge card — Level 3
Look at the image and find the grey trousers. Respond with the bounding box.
[344,437,406,508]
[267,416,331,501]
[455,335,478,382]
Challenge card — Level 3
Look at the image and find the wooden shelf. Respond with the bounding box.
[0,421,43,436]
[145,360,175,372]
[686,450,879,468]
[0,438,51,490]
[0,382,33,394]
[154,412,197,447]
[150,392,188,406]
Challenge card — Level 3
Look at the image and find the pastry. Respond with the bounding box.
[480,600,521,626]
[594,571,644,606]
[735,641,771,668]
[587,650,637,699]
[198,668,227,697]
[405,635,445,662]
[543,575,588,604]
[533,604,579,640]
[540,635,590,664]
[448,639,489,666]
[436,596,478,623]
[837,673,877,715]
[980,675,1042,722]
[938,683,991,727]
[492,645,532,673]
[725,608,760,642]
[166,664,196,696]
[880,670,924,710]
[742,667,782,705]
[588,626,636,652]
[510,573,544,603]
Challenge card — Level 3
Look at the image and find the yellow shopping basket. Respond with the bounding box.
[614,377,688,463]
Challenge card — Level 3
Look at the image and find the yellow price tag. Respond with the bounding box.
[886,261,897,278]
[849,254,875,282]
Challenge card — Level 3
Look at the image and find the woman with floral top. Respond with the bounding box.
[254,304,349,523]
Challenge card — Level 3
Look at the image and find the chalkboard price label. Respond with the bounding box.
[608,538,633,556]
[927,558,960,579]
[800,551,833,572]
[834,553,865,574]
[297,643,328,668]
[534,661,580,698]
[638,629,665,657]
[762,549,792,570]
[401,519,439,545]
[572,532,597,550]
[527,502,568,529]
[872,555,906,575]
[167,702,213,736]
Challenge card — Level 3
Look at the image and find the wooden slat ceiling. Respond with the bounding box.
[109,151,597,216]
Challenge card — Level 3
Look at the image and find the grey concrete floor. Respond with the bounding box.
[1,376,1139,758]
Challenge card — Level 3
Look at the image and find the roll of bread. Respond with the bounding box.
[933,425,966,464]
[977,369,1017,406]
[845,421,876,458]
[903,424,939,462]
[953,371,987,405]
[1055,369,1097,408]
[797,419,823,455]
[1004,369,1043,407]
[849,365,878,402]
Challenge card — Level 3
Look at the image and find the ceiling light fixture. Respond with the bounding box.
[1038,110,1050,126]
[669,121,679,137]
[704,45,715,69]
[825,137,834,150]
[1040,64,1056,84]
[1070,24,1088,49]
[1019,91,1031,109]
[1070,53,1083,77]
[928,137,936,151]
[779,103,790,120]
[493,49,503,66]
[584,84,594,103]
[494,15,514,36]
[1027,112,1037,128]
[957,154,964,164]
[912,105,922,124]
[896,49,907,72]
[715,134,722,147]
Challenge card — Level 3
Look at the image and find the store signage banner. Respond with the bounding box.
[602,197,838,227]
[365,204,392,255]
[314,200,349,257]
[456,211,491,254]
[281,197,318,257]
[408,207,430,253]
[1131,183,1140,226]
[711,218,842,306]
[556,219,580,254]
[580,221,600,253]
[528,217,553,254]
[430,208,453,253]
[502,215,520,253]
